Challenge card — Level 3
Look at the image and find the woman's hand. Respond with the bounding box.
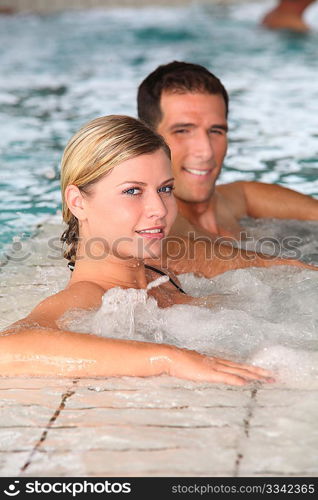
[163,345,274,386]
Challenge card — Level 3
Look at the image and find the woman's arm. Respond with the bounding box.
[1,283,272,385]
[0,325,272,385]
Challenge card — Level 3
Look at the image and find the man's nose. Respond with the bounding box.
[145,191,168,219]
[194,132,214,162]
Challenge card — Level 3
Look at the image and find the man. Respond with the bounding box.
[137,61,318,240]
[137,61,318,276]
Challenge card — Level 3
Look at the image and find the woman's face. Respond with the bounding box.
[80,148,177,260]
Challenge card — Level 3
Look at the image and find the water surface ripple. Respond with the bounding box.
[0,2,317,248]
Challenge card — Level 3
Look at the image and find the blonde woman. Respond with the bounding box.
[1,115,272,386]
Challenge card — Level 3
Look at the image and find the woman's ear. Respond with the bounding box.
[65,185,87,221]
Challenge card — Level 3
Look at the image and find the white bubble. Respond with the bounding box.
[63,266,318,388]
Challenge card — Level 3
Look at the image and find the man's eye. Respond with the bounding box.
[123,187,141,195]
[210,129,225,135]
[159,185,174,194]
[174,129,188,134]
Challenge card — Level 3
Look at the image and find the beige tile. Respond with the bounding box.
[0,387,68,408]
[40,425,239,452]
[239,424,318,475]
[0,378,72,390]
[54,406,246,429]
[0,406,55,427]
[67,384,251,410]
[22,442,238,476]
[0,452,30,476]
[0,428,45,452]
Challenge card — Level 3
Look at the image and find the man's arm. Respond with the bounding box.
[224,181,318,221]
[146,236,316,278]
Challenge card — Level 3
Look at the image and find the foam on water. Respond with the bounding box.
[61,265,318,389]
[240,218,318,266]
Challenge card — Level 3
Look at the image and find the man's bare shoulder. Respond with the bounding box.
[169,213,211,239]
[216,181,248,218]
[216,181,245,199]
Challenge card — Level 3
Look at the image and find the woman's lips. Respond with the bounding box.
[136,227,165,239]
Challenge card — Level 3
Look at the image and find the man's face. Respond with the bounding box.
[157,91,228,204]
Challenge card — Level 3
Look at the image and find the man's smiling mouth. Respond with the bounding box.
[183,167,211,176]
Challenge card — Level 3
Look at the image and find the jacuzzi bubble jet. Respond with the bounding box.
[60,275,169,344]
[249,345,318,389]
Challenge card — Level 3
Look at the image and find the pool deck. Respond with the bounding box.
[1,216,318,477]
[0,0,264,14]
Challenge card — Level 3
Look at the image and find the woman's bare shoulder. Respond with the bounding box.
[4,281,106,332]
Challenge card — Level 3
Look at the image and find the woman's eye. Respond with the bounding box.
[159,185,174,194]
[123,187,141,195]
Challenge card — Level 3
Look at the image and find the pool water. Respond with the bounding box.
[0,1,318,253]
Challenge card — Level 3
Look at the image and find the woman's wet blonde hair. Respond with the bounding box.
[60,114,171,262]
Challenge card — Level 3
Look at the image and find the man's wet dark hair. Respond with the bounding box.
[137,61,229,129]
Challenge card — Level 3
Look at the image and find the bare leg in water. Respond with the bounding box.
[261,0,316,32]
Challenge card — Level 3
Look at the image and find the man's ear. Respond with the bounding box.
[65,185,87,221]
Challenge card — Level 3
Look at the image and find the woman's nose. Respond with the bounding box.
[144,191,168,219]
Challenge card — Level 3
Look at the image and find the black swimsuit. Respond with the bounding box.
[67,261,186,295]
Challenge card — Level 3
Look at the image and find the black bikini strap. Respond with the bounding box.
[145,264,186,294]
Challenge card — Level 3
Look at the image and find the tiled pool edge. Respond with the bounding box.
[1,376,317,476]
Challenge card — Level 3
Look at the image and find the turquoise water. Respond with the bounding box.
[0,2,318,252]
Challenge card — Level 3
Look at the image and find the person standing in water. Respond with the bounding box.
[261,0,316,32]
[0,115,272,386]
